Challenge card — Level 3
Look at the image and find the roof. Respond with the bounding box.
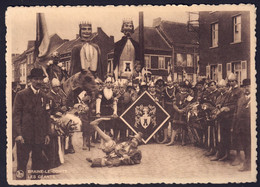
[45,34,66,58]
[56,33,98,54]
[13,34,65,64]
[157,21,198,45]
[132,26,172,51]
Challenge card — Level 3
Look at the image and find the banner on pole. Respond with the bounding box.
[120,91,170,144]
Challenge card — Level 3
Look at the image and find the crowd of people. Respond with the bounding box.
[12,66,251,179]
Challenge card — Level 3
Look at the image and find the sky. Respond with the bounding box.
[7,6,195,54]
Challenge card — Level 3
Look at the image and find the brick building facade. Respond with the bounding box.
[132,18,199,83]
[199,11,250,85]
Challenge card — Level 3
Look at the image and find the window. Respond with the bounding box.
[158,56,165,69]
[233,15,241,43]
[187,54,193,67]
[145,55,151,69]
[227,63,231,71]
[151,56,158,69]
[165,57,171,71]
[107,59,113,74]
[176,53,186,67]
[211,23,218,47]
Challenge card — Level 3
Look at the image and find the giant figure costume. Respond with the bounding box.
[69,22,103,79]
[113,19,141,80]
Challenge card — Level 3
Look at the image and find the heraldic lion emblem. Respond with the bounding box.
[135,105,156,129]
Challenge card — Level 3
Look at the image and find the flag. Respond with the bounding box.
[34,13,50,63]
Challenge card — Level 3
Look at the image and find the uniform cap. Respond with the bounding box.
[51,78,61,87]
[105,76,114,83]
[217,79,227,87]
[148,81,155,87]
[43,77,49,84]
[140,81,147,86]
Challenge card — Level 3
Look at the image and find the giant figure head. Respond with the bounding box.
[121,19,134,37]
[79,22,92,40]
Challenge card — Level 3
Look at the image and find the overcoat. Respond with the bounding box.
[13,87,51,144]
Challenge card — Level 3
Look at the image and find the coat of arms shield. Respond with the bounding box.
[120,91,170,143]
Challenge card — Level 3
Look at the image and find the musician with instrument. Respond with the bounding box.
[209,79,229,161]
[167,81,193,146]
[202,80,221,157]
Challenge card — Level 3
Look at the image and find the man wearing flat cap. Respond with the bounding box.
[13,68,51,180]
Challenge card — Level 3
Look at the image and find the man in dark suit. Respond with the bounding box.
[13,68,51,180]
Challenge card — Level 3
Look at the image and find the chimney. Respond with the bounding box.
[97,27,102,34]
[27,40,35,50]
[139,11,144,68]
[110,35,114,43]
[153,17,161,27]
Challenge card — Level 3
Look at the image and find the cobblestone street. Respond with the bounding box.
[12,132,253,183]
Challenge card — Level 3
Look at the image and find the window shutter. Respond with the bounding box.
[206,65,210,79]
[241,61,247,82]
[226,63,231,78]
[217,64,222,81]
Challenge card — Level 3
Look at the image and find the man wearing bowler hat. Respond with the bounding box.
[13,68,51,180]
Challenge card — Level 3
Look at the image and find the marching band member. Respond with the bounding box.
[210,79,229,161]
[114,80,131,142]
[148,81,159,102]
[203,80,221,157]
[160,75,176,144]
[139,80,148,95]
[167,82,193,146]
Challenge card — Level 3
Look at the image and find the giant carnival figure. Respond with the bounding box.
[70,22,103,79]
[113,19,142,82]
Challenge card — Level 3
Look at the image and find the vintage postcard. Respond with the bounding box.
[6,5,257,184]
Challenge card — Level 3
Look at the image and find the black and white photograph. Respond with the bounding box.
[6,5,257,184]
